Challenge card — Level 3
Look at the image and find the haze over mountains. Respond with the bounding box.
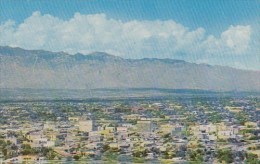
[0,46,259,92]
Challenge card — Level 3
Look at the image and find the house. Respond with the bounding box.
[89,131,101,142]
[217,124,239,139]
[199,123,217,133]
[4,155,39,163]
[160,123,174,134]
[109,142,119,149]
[68,117,79,122]
[245,121,258,128]
[117,127,128,141]
[43,121,56,131]
[122,114,141,120]
[172,124,186,138]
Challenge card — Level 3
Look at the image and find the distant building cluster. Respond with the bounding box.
[0,97,260,163]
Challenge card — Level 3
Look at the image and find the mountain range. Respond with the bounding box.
[0,46,259,92]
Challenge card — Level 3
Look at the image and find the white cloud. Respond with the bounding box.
[221,25,251,53]
[201,25,251,55]
[0,11,253,60]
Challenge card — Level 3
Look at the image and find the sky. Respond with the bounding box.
[0,0,259,70]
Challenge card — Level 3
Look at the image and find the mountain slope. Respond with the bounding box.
[0,46,259,91]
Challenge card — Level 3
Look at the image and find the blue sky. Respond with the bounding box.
[0,0,259,70]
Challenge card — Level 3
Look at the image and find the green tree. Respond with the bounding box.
[217,149,233,163]
[245,153,260,164]
[73,155,81,161]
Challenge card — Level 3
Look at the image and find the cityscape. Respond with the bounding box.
[1,93,260,163]
[1,0,260,163]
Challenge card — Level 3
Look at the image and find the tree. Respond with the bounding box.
[21,144,35,155]
[217,149,233,163]
[132,149,148,158]
[245,153,259,164]
[46,150,56,160]
[73,155,81,161]
[189,149,204,162]
[102,144,110,152]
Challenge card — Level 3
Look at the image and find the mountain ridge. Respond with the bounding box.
[0,46,188,64]
[0,46,258,71]
[0,46,259,91]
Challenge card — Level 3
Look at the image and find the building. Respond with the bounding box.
[136,119,152,133]
[78,120,93,132]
